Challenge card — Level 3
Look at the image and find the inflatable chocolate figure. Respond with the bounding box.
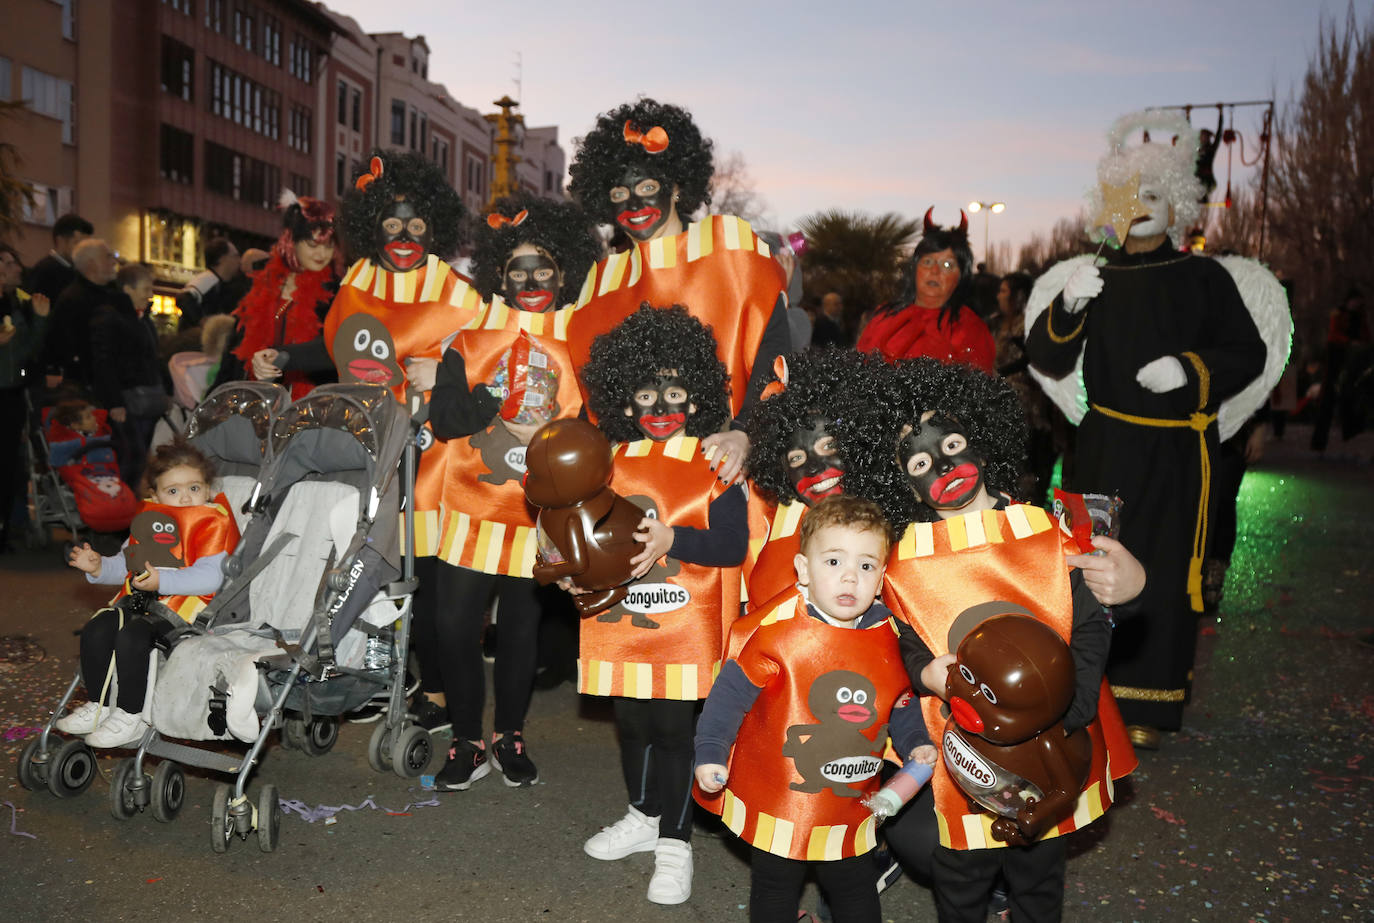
[524,418,644,615]
[124,510,184,571]
[940,614,1092,846]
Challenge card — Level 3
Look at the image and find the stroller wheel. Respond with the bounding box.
[46,739,97,798]
[17,736,50,791]
[299,716,339,757]
[367,723,394,773]
[210,783,234,854]
[391,725,432,779]
[256,784,281,852]
[109,758,145,820]
[151,761,185,823]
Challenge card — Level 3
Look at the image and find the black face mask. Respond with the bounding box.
[608,165,676,241]
[784,416,843,506]
[502,251,561,313]
[898,415,986,511]
[375,199,433,273]
[625,372,693,441]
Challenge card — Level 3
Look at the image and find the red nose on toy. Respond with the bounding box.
[950,696,985,734]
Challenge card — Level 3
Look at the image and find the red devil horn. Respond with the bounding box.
[958,210,968,233]
[923,207,936,234]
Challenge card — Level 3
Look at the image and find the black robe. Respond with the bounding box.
[1026,241,1266,729]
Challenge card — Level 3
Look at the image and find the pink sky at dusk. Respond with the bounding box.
[326,0,1352,265]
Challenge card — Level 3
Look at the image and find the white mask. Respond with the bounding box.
[1128,183,1171,238]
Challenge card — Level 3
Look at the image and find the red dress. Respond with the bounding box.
[856,303,995,372]
[233,254,339,399]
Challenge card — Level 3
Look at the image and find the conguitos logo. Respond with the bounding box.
[820,755,883,784]
[504,446,527,473]
[943,729,996,789]
[621,583,690,615]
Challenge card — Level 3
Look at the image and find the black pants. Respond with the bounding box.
[78,607,173,712]
[876,781,937,883]
[612,696,697,842]
[111,413,157,490]
[419,559,546,741]
[931,837,1067,923]
[0,386,25,540]
[749,848,880,923]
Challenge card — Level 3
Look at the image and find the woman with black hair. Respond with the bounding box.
[567,97,791,486]
[575,303,747,907]
[419,194,602,790]
[856,210,995,372]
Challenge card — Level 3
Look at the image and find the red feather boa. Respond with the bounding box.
[232,252,339,398]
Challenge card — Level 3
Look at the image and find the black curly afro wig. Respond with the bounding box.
[470,193,603,305]
[568,98,715,227]
[745,348,891,506]
[339,149,465,263]
[583,302,731,444]
[880,215,977,328]
[832,356,1027,532]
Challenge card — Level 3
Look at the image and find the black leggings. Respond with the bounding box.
[78,607,173,712]
[931,837,1067,923]
[749,848,880,923]
[423,560,545,741]
[611,697,698,842]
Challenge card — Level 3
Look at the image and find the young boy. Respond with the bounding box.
[695,495,935,923]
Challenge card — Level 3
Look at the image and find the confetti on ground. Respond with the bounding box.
[1149,806,1186,826]
[278,795,441,824]
[4,801,36,839]
[4,726,43,741]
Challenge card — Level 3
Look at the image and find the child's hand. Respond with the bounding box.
[701,429,749,485]
[907,744,939,765]
[695,763,728,793]
[629,516,673,579]
[921,654,956,699]
[130,562,160,592]
[67,542,101,575]
[1067,535,1145,607]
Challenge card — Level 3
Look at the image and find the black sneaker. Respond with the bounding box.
[490,731,538,787]
[435,738,490,791]
[413,695,451,734]
[873,846,903,893]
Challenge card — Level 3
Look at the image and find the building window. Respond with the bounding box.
[288,34,314,83]
[58,0,75,39]
[408,108,417,150]
[465,154,484,198]
[289,172,312,198]
[287,104,311,154]
[205,140,279,208]
[21,66,74,144]
[433,138,449,174]
[162,0,194,17]
[335,153,347,197]
[336,80,347,126]
[351,88,361,132]
[208,60,278,139]
[262,15,281,66]
[0,57,12,101]
[160,36,194,102]
[233,2,255,52]
[390,100,404,145]
[21,183,72,227]
[205,0,224,33]
[159,123,194,184]
[418,113,428,153]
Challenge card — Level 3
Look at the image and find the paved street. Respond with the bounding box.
[2,426,1372,923]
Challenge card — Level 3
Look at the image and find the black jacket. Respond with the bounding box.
[90,293,163,410]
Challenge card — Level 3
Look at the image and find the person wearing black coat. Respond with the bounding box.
[91,263,165,487]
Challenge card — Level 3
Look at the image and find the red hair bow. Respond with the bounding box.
[354,156,384,192]
[486,208,529,230]
[623,121,669,154]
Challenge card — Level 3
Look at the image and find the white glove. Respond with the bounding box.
[1060,264,1103,313]
[1136,356,1187,393]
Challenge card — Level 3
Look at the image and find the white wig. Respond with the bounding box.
[1086,109,1203,248]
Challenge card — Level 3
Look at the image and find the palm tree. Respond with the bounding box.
[0,100,36,241]
[797,209,919,327]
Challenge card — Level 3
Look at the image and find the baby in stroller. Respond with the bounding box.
[47,398,138,532]
[56,439,241,748]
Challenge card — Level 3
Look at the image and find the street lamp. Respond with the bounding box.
[967,200,1005,269]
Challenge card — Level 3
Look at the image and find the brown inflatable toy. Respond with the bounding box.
[940,614,1092,846]
[523,418,645,616]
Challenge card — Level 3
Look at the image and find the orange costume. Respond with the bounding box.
[325,254,484,556]
[437,301,583,576]
[119,494,241,620]
[881,504,1137,851]
[745,497,807,607]
[696,593,914,861]
[567,215,785,422]
[577,436,740,701]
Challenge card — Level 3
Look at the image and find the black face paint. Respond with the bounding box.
[376,199,432,272]
[898,415,985,511]
[625,372,692,441]
[502,251,561,313]
[784,415,843,506]
[608,165,676,241]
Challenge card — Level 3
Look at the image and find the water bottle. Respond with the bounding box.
[364,633,392,671]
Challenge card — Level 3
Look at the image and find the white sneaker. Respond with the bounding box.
[84,708,149,749]
[583,805,660,860]
[54,701,106,735]
[646,838,693,905]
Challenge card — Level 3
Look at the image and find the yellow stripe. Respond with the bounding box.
[508,526,535,578]
[805,825,833,862]
[419,255,442,302]
[1022,504,1053,534]
[1005,503,1033,539]
[755,231,771,258]
[722,214,742,251]
[946,514,969,551]
[963,509,987,547]
[680,663,699,700]
[897,525,918,560]
[485,300,510,330]
[936,811,951,848]
[722,790,746,837]
[593,660,613,696]
[697,217,714,259]
[552,304,573,339]
[351,261,375,291]
[776,502,804,537]
[962,813,987,850]
[769,816,794,856]
[662,434,698,462]
[456,281,482,315]
[914,522,935,558]
[342,259,365,286]
[625,246,642,287]
[982,508,1003,543]
[622,440,652,458]
[575,264,597,307]
[855,813,877,854]
[371,265,388,299]
[664,664,682,700]
[686,222,702,262]
[443,511,472,566]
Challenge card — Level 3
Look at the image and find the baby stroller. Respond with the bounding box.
[22,389,113,543]
[15,381,290,803]
[135,383,426,853]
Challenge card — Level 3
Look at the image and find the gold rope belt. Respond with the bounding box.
[1089,401,1217,612]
